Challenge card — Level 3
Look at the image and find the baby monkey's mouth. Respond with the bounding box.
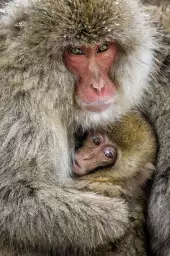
[74,159,81,169]
[73,159,82,175]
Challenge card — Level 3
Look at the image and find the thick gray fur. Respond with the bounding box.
[141,4,170,256]
[0,0,168,255]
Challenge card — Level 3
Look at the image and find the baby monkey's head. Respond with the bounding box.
[73,131,117,176]
[73,113,156,180]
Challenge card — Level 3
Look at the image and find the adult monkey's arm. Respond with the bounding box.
[141,4,170,256]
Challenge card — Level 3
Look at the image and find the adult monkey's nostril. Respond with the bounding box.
[90,83,104,93]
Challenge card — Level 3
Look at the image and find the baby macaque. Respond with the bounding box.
[73,112,157,256]
[73,130,117,176]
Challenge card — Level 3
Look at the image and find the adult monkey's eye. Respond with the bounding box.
[92,136,101,146]
[97,43,109,53]
[70,47,85,55]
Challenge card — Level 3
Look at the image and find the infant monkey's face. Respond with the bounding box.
[73,131,117,176]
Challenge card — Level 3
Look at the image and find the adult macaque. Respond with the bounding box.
[0,0,169,255]
[73,112,156,255]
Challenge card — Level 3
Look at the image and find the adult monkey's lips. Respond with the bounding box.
[77,97,115,112]
[84,102,111,112]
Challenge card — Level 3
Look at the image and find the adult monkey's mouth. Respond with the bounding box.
[77,97,115,112]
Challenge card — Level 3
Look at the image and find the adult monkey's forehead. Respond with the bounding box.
[37,0,150,47]
[1,0,153,50]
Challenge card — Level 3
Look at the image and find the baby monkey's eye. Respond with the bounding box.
[92,136,101,146]
[104,149,114,159]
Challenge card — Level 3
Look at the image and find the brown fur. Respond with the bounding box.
[73,111,157,255]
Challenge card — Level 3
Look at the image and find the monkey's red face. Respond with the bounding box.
[73,131,117,176]
[64,43,117,112]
